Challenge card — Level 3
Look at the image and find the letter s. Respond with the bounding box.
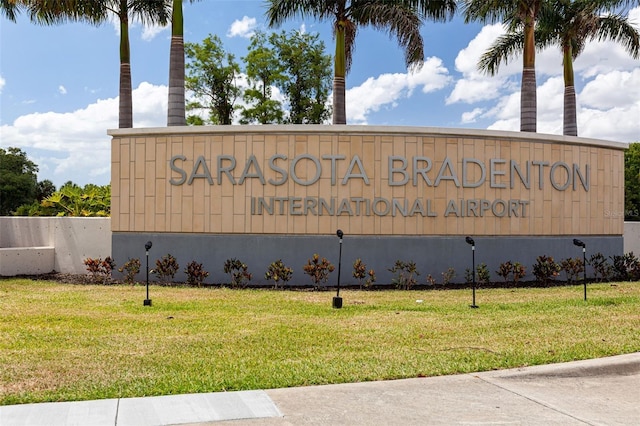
[169,155,187,185]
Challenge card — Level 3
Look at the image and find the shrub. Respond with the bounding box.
[476,263,490,285]
[388,260,419,290]
[154,254,179,285]
[83,256,116,284]
[512,262,526,284]
[185,261,209,287]
[264,259,293,289]
[496,261,513,282]
[610,252,640,281]
[588,252,612,282]
[303,254,335,290]
[118,257,141,285]
[224,258,252,288]
[561,257,584,283]
[352,258,376,290]
[426,274,437,286]
[441,267,455,285]
[532,255,561,285]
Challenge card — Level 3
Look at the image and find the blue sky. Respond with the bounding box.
[1,1,639,188]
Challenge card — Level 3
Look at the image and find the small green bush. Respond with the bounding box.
[185,261,209,287]
[561,257,584,283]
[154,254,179,285]
[532,255,561,285]
[388,260,419,290]
[118,257,140,285]
[265,259,293,289]
[224,258,252,288]
[352,258,375,290]
[303,254,335,290]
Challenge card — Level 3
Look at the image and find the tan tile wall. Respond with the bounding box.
[110,129,625,236]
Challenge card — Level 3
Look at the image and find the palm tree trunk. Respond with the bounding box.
[119,11,132,128]
[521,67,537,132]
[333,21,347,125]
[563,43,577,136]
[167,0,186,126]
[520,9,537,133]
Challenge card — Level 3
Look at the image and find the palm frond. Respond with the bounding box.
[478,32,524,75]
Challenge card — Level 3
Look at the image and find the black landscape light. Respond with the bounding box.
[333,229,344,309]
[144,241,152,306]
[573,238,587,301]
[465,236,478,308]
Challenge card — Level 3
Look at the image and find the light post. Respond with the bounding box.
[573,239,587,301]
[333,229,344,309]
[144,241,152,306]
[466,236,478,308]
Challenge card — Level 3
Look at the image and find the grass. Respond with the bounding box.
[1,279,639,405]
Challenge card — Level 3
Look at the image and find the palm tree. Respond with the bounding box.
[266,0,457,125]
[479,0,639,136]
[2,1,170,129]
[463,0,544,133]
[167,0,201,126]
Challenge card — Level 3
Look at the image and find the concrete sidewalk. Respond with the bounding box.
[1,352,639,426]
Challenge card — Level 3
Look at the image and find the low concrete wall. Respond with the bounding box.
[0,217,638,280]
[0,217,111,276]
[624,222,640,255]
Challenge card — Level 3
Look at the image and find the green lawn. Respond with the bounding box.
[1,279,639,405]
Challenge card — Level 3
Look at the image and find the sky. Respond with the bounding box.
[1,1,639,188]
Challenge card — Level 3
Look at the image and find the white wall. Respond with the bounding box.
[624,222,640,255]
[0,217,111,275]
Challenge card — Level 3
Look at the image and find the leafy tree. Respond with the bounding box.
[0,147,38,215]
[36,179,56,201]
[266,0,456,125]
[240,31,286,124]
[167,0,202,126]
[185,34,241,125]
[478,0,639,136]
[20,182,112,217]
[464,0,544,133]
[625,143,640,221]
[271,30,332,124]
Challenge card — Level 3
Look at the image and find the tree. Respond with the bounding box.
[185,34,241,125]
[240,31,286,124]
[625,143,640,221]
[36,179,56,201]
[0,147,38,215]
[478,0,640,136]
[266,0,456,125]
[464,0,544,133]
[167,0,201,126]
[270,30,332,124]
[0,1,171,129]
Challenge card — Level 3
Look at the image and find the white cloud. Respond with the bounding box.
[346,57,451,123]
[0,82,167,187]
[461,108,484,124]
[141,23,168,41]
[58,85,67,95]
[227,16,258,38]
[0,75,5,94]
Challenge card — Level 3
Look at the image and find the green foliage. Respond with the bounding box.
[610,253,640,282]
[588,252,612,282]
[388,260,419,290]
[561,257,585,283]
[224,258,252,288]
[625,143,640,220]
[184,261,209,287]
[185,34,241,125]
[496,260,526,283]
[441,267,456,285]
[264,259,293,289]
[0,147,38,215]
[22,182,111,217]
[352,258,376,290]
[154,254,179,285]
[532,255,561,285]
[476,262,491,285]
[83,257,116,284]
[118,258,141,285]
[303,254,335,289]
[269,30,332,124]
